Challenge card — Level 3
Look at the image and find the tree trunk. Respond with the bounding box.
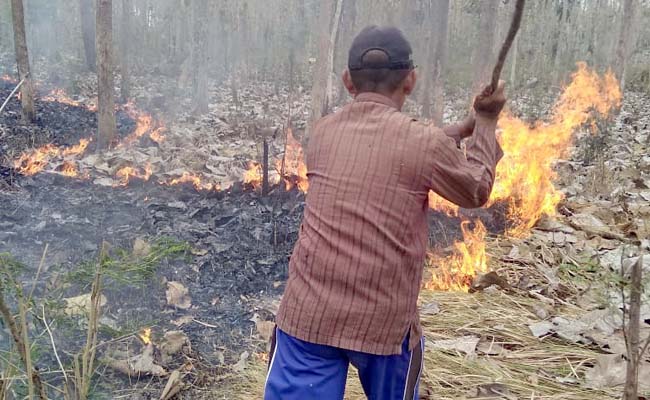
[615,0,636,90]
[96,0,116,150]
[80,0,97,72]
[120,0,132,101]
[471,0,498,94]
[10,0,35,122]
[623,255,643,400]
[308,0,343,135]
[422,0,449,125]
[192,0,209,116]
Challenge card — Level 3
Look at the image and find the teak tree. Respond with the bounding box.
[80,0,97,72]
[10,0,35,122]
[96,0,116,150]
[192,0,209,116]
[421,0,449,125]
[471,0,498,94]
[120,0,133,101]
[615,0,637,90]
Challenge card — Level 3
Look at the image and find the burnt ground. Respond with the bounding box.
[0,78,509,397]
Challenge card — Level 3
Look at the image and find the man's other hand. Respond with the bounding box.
[474,80,506,119]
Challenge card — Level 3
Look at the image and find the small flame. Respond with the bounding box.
[243,161,263,188]
[114,163,152,186]
[14,139,90,176]
[60,161,79,177]
[149,127,166,143]
[120,102,154,146]
[426,220,487,292]
[167,172,217,191]
[139,328,152,345]
[428,192,459,217]
[276,127,309,193]
[42,88,81,107]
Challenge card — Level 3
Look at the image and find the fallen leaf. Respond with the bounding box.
[250,314,275,342]
[133,237,151,258]
[420,301,441,316]
[64,293,107,317]
[467,383,517,399]
[171,315,194,327]
[107,343,167,377]
[232,351,250,372]
[430,336,479,355]
[166,281,192,309]
[160,330,190,357]
[470,271,511,292]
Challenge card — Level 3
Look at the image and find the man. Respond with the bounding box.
[265,26,505,400]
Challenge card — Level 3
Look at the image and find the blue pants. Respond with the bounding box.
[264,328,424,400]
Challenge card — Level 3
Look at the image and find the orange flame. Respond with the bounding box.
[149,127,166,143]
[139,328,152,345]
[167,172,218,191]
[59,161,79,177]
[114,163,152,186]
[426,220,487,292]
[428,192,459,217]
[120,102,154,146]
[427,63,622,291]
[276,127,309,193]
[243,161,263,188]
[489,62,621,236]
[14,139,90,176]
[42,88,81,107]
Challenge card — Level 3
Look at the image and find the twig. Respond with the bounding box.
[491,0,526,92]
[28,243,49,305]
[0,77,26,115]
[41,304,68,383]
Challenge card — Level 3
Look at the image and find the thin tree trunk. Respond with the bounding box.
[80,0,96,72]
[10,0,35,122]
[120,0,132,101]
[471,0,498,94]
[430,0,449,125]
[192,0,209,116]
[623,255,643,400]
[615,0,636,90]
[308,0,343,136]
[96,0,116,150]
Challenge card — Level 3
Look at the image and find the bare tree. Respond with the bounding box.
[192,0,209,116]
[80,0,97,72]
[120,0,133,101]
[10,0,35,122]
[96,0,116,150]
[471,0,498,93]
[615,0,637,89]
[308,0,344,134]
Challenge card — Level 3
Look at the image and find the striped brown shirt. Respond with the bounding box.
[276,92,503,355]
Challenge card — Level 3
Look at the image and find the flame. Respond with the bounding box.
[139,328,152,345]
[114,163,152,186]
[426,220,487,292]
[167,172,217,191]
[120,102,154,146]
[276,127,309,193]
[427,63,622,291]
[428,192,459,217]
[14,139,90,176]
[489,62,621,236]
[243,161,263,188]
[149,127,166,143]
[42,88,81,107]
[59,161,79,177]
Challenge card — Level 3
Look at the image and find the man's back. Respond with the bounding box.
[277,93,447,355]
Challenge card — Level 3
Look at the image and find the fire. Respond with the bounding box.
[243,161,263,188]
[14,138,90,176]
[427,63,622,291]
[426,220,487,292]
[149,126,166,143]
[121,104,153,146]
[428,192,458,217]
[42,88,81,107]
[488,62,621,236]
[114,163,152,186]
[59,161,79,177]
[139,328,152,345]
[276,127,309,193]
[167,172,217,191]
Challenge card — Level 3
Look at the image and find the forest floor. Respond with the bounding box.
[0,57,649,399]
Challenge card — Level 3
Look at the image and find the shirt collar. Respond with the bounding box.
[354,92,399,110]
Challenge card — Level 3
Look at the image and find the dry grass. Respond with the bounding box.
[224,288,622,400]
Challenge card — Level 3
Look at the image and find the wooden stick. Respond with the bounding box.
[0,77,26,115]
[490,0,526,92]
[262,137,269,196]
[624,255,643,400]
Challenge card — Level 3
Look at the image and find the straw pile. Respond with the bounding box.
[223,284,622,400]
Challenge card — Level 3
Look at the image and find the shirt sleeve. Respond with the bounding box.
[426,115,504,209]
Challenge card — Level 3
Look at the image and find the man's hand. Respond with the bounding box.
[474,80,506,119]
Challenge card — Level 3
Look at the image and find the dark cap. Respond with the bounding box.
[348,26,414,71]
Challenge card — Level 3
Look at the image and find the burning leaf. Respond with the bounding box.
[139,327,153,345]
[429,335,480,355]
[166,281,192,309]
